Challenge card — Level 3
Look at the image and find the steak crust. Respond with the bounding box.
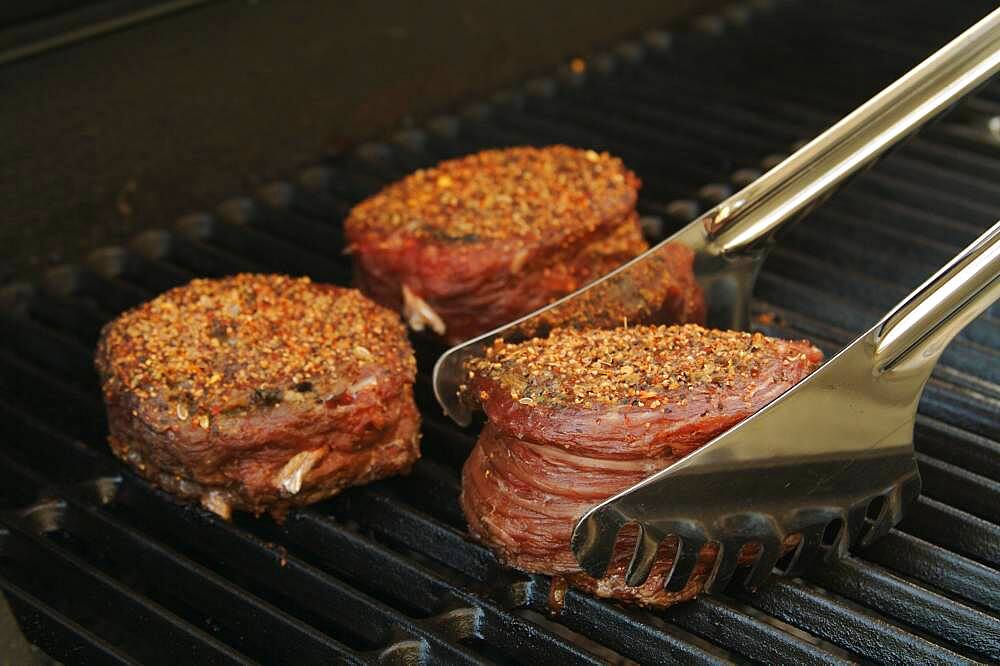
[345,146,690,344]
[95,274,420,520]
[461,324,822,607]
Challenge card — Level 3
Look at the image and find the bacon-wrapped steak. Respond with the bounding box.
[461,324,822,607]
[345,145,698,344]
[95,274,420,520]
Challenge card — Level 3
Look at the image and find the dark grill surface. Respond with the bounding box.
[2,1,1000,663]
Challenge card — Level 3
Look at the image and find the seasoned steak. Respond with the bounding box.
[520,240,705,337]
[95,274,420,520]
[461,324,822,607]
[345,145,672,344]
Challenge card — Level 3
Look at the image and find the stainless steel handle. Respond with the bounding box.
[874,221,1000,376]
[703,7,1000,257]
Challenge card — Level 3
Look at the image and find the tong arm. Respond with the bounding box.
[706,7,1000,257]
[874,221,1000,377]
[570,221,1000,583]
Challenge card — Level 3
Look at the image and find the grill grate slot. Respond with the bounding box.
[107,477,487,664]
[55,497,362,664]
[740,577,974,664]
[860,531,1000,614]
[0,451,52,510]
[0,577,133,666]
[0,310,95,385]
[329,488,503,584]
[523,585,733,665]
[915,416,1000,482]
[1,514,253,665]
[665,596,855,666]
[276,512,611,664]
[0,399,109,484]
[2,0,1000,662]
[901,498,1000,569]
[807,558,1000,660]
[916,453,1000,524]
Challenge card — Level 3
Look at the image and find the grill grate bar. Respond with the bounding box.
[0,512,254,665]
[46,269,148,317]
[859,531,1000,614]
[915,416,1000,482]
[164,222,262,278]
[847,170,1000,223]
[740,577,974,665]
[525,584,733,666]
[330,488,502,583]
[807,557,1000,661]
[0,575,134,666]
[0,398,110,484]
[916,453,1000,524]
[390,458,470,528]
[902,497,1000,569]
[182,215,349,285]
[666,595,854,666]
[110,476,489,665]
[0,350,106,444]
[279,512,612,665]
[0,309,94,384]
[24,290,107,345]
[109,247,197,295]
[0,449,56,510]
[830,190,988,246]
[775,223,980,305]
[797,207,988,273]
[56,491,365,665]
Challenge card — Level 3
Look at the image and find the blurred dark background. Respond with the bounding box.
[1,0,718,282]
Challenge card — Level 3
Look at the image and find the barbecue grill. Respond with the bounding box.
[2,0,999,663]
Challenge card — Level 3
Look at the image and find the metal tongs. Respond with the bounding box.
[434,8,1000,591]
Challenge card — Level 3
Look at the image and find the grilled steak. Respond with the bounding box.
[519,240,705,337]
[461,324,822,607]
[95,274,420,520]
[345,145,674,344]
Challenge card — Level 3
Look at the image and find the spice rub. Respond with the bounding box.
[95,274,420,520]
[345,145,662,344]
[460,324,822,607]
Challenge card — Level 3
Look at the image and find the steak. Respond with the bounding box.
[95,274,420,520]
[344,145,662,344]
[519,240,705,337]
[460,324,822,607]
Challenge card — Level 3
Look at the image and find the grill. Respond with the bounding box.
[2,1,999,663]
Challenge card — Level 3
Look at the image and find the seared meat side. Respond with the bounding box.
[522,240,705,337]
[461,324,822,607]
[95,274,420,520]
[345,145,705,345]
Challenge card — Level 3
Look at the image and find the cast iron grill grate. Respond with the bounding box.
[1,1,999,663]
